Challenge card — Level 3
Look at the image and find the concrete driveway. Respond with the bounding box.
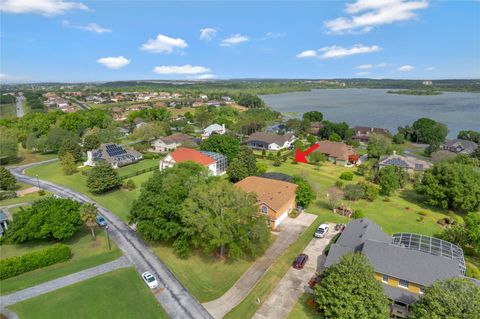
[252,223,339,319]
[203,213,317,319]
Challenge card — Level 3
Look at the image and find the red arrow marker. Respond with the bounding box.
[295,143,319,163]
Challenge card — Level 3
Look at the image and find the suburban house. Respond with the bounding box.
[324,218,467,318]
[443,139,478,155]
[377,152,432,173]
[246,132,295,151]
[265,123,288,134]
[0,210,9,237]
[352,126,391,143]
[235,176,297,230]
[202,123,226,139]
[316,140,357,166]
[159,147,227,176]
[309,121,324,135]
[84,143,142,168]
[151,133,194,153]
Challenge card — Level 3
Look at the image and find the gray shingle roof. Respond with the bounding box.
[335,218,391,251]
[362,239,462,287]
[443,139,478,154]
[247,132,294,146]
[324,244,355,268]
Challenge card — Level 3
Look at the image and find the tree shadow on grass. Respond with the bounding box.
[398,189,451,216]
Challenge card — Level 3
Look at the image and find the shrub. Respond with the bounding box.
[125,179,136,190]
[0,244,72,280]
[344,184,364,201]
[340,172,354,181]
[357,181,379,202]
[267,153,275,161]
[0,190,16,200]
[418,211,428,216]
[335,180,344,189]
[352,209,365,219]
[417,216,424,222]
[38,189,46,196]
[382,197,391,202]
[466,262,480,279]
[273,158,282,167]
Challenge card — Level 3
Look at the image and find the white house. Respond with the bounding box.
[202,124,226,139]
[151,133,193,153]
[159,148,227,176]
[246,132,296,151]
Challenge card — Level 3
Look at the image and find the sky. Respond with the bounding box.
[0,0,479,83]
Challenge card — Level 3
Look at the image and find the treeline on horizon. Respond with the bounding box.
[3,79,480,94]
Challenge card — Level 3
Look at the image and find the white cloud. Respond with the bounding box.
[97,56,130,69]
[199,28,217,41]
[0,0,88,16]
[220,34,249,46]
[141,34,188,53]
[376,62,388,67]
[325,0,429,34]
[355,71,371,76]
[262,32,286,40]
[398,65,414,72]
[62,20,111,34]
[153,65,211,75]
[297,45,380,59]
[356,64,373,69]
[425,66,436,71]
[296,50,318,58]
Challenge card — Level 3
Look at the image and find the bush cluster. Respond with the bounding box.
[0,244,72,280]
[339,172,354,181]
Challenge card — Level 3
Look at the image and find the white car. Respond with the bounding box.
[142,271,159,289]
[314,224,329,238]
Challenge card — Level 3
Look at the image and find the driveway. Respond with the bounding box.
[203,213,317,319]
[8,160,212,319]
[252,223,339,319]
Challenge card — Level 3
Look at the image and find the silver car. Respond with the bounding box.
[314,224,329,238]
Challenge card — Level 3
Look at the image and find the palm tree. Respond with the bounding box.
[81,203,98,240]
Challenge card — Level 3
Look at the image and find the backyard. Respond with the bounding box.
[1,226,121,295]
[9,267,169,319]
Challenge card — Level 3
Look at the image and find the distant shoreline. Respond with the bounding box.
[387,89,443,96]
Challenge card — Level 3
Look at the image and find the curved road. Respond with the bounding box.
[8,160,212,319]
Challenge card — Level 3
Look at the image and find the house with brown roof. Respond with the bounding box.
[235,176,297,230]
[159,147,227,176]
[316,140,357,166]
[352,126,390,143]
[151,133,194,153]
[246,132,295,151]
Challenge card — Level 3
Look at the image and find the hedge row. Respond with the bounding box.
[120,165,158,180]
[0,244,72,280]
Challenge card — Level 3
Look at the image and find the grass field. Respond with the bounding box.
[0,226,121,295]
[9,267,169,319]
[0,103,16,119]
[25,160,156,221]
[0,190,52,206]
[150,242,254,302]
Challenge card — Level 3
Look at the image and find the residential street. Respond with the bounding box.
[15,95,25,118]
[0,257,130,307]
[8,160,212,319]
[203,213,317,319]
[252,223,339,319]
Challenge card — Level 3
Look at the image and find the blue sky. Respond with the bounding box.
[1,0,479,82]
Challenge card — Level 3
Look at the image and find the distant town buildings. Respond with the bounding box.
[422,80,433,86]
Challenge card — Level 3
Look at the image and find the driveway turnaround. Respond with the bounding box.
[1,257,130,307]
[203,213,317,319]
[252,223,339,319]
[8,160,213,319]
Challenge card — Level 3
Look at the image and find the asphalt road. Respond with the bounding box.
[8,160,212,319]
[15,95,25,118]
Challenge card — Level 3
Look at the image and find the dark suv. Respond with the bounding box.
[292,253,309,269]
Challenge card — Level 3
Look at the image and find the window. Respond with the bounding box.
[398,279,409,289]
[382,274,389,283]
[261,206,268,214]
[419,286,425,294]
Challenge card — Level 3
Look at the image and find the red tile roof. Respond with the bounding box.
[170,147,215,166]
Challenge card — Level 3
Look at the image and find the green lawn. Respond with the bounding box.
[9,267,169,319]
[287,293,317,319]
[150,242,254,302]
[263,160,451,236]
[0,103,16,119]
[0,226,122,295]
[25,161,155,221]
[0,190,52,206]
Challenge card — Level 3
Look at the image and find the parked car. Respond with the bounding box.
[142,271,158,289]
[314,224,329,238]
[293,253,309,269]
[96,215,107,227]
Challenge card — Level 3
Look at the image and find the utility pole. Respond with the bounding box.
[106,225,111,251]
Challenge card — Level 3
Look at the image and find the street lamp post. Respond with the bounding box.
[106,225,111,251]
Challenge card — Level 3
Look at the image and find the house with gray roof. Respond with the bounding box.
[324,218,467,318]
[246,132,295,151]
[202,123,226,139]
[377,151,432,173]
[443,139,478,155]
[84,143,142,169]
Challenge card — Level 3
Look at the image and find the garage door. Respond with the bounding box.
[275,210,289,228]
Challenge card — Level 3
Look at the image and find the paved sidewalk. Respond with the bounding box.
[0,256,130,307]
[252,223,339,319]
[203,213,317,319]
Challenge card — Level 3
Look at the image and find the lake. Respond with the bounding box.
[259,89,480,137]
